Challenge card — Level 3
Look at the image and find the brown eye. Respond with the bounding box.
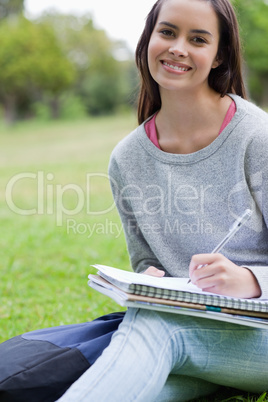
[192,37,207,44]
[160,29,175,37]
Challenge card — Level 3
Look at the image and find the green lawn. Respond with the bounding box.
[0,115,267,402]
[0,114,137,340]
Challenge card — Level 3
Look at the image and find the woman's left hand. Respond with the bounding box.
[189,253,261,298]
[143,266,166,277]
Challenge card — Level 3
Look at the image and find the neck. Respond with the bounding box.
[155,88,232,154]
[158,88,221,132]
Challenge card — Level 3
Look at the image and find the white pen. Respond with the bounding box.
[188,209,252,283]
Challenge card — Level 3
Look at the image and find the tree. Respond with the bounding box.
[0,0,24,19]
[233,0,268,105]
[0,16,76,122]
[39,13,137,115]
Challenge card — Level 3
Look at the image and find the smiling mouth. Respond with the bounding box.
[162,61,191,72]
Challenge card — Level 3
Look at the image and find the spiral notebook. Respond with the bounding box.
[89,275,268,329]
[91,264,268,313]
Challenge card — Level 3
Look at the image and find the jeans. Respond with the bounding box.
[58,308,268,402]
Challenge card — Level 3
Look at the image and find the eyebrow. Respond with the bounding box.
[158,21,213,37]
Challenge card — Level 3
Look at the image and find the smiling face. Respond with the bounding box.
[147,0,221,94]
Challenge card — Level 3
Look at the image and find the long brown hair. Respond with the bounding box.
[135,0,247,124]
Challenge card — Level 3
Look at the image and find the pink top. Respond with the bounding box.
[145,100,237,150]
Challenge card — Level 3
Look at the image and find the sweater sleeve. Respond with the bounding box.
[108,154,166,274]
[244,266,268,299]
[242,116,268,299]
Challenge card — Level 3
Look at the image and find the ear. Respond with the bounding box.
[212,55,222,69]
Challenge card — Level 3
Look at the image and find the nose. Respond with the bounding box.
[169,38,188,58]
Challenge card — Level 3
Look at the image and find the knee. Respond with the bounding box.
[112,309,175,356]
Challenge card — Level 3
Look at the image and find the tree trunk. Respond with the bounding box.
[49,97,60,119]
[3,95,17,124]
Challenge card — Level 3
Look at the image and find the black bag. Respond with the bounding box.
[0,312,125,402]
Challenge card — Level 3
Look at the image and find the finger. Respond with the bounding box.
[194,262,229,290]
[189,254,223,277]
[143,266,165,277]
[194,272,218,289]
[189,254,208,278]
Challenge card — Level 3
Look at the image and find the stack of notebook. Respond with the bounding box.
[88,264,268,329]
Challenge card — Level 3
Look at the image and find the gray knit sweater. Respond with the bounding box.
[109,95,268,299]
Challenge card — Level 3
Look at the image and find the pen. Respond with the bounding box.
[188,209,252,283]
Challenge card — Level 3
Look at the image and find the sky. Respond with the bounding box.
[24,0,156,51]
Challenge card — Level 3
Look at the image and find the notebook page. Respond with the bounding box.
[92,264,268,302]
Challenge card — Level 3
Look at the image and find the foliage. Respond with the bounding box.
[38,13,137,116]
[234,0,268,72]
[32,94,88,121]
[59,94,88,120]
[0,15,76,122]
[0,11,137,122]
[233,0,268,105]
[0,1,267,121]
[0,0,24,20]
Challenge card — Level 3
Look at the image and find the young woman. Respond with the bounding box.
[58,0,268,400]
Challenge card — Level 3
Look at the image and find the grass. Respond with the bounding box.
[0,114,137,339]
[0,114,267,402]
[195,391,267,402]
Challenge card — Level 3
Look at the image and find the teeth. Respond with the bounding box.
[163,62,189,71]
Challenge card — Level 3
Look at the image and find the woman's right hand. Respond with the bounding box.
[143,266,165,277]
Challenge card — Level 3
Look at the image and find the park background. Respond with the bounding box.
[1,1,268,400]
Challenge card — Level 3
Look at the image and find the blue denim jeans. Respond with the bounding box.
[58,308,268,402]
